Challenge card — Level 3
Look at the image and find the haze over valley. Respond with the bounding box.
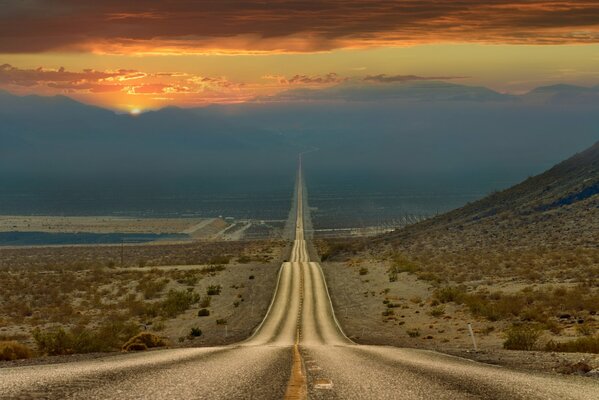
[1,1,599,398]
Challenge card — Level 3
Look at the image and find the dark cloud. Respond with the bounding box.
[363,74,467,83]
[0,1,598,53]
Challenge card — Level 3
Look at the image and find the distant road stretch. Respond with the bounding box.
[2,157,597,399]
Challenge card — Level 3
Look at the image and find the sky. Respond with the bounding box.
[1,1,599,112]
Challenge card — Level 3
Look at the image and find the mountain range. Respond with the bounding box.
[385,140,599,249]
[1,81,598,215]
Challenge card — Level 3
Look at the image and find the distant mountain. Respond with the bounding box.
[0,91,302,212]
[259,81,515,103]
[522,84,599,105]
[384,141,599,247]
[1,84,598,217]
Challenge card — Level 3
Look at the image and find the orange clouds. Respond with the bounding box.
[0,63,358,109]
[1,1,598,54]
[0,64,253,108]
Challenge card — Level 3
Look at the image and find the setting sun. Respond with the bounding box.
[1,2,598,398]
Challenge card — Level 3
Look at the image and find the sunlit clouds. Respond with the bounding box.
[1,1,599,109]
[0,64,356,109]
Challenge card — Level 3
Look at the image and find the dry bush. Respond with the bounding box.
[317,238,367,261]
[434,285,598,325]
[0,341,33,361]
[545,336,599,354]
[503,324,542,350]
[122,332,167,351]
[157,289,200,318]
[0,239,282,271]
[137,277,169,299]
[33,318,140,355]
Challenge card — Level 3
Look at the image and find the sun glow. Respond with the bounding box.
[129,108,142,115]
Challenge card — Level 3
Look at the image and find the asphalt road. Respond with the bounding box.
[1,157,597,399]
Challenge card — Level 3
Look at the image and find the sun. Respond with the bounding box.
[129,108,142,116]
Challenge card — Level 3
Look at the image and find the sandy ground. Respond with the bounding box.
[0,215,284,242]
[160,262,281,346]
[0,239,290,368]
[0,215,206,234]
[321,260,599,375]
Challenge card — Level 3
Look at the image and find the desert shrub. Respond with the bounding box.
[545,336,599,354]
[123,342,147,351]
[198,308,210,317]
[199,296,212,308]
[160,289,200,318]
[201,265,226,275]
[122,332,166,351]
[428,306,445,317]
[33,327,77,355]
[206,285,222,296]
[216,319,227,325]
[559,361,592,374]
[177,274,199,287]
[189,327,202,337]
[503,324,542,350]
[237,255,252,264]
[249,275,255,280]
[359,267,369,276]
[416,271,443,283]
[576,323,596,336]
[382,309,394,317]
[318,239,366,261]
[407,328,420,338]
[434,286,466,303]
[152,321,166,331]
[390,253,420,274]
[34,319,140,355]
[208,256,230,265]
[0,341,33,361]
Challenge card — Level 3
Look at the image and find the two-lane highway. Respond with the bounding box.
[1,156,598,399]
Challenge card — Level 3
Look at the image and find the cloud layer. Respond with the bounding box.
[1,1,599,53]
[0,65,351,108]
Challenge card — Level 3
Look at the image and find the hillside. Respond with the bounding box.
[387,140,599,249]
[319,143,599,358]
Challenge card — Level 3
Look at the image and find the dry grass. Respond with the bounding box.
[0,239,284,270]
[545,336,599,354]
[0,239,284,357]
[0,341,33,361]
[122,332,167,352]
[319,237,599,353]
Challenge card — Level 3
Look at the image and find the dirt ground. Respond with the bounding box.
[321,260,599,376]
[0,239,289,367]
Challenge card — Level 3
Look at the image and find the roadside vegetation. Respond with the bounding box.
[318,238,599,355]
[0,239,283,359]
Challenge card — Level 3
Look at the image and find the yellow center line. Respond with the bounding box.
[284,261,307,400]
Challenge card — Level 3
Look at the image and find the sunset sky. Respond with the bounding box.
[2,1,599,111]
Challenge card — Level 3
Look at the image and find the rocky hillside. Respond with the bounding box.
[385,141,599,250]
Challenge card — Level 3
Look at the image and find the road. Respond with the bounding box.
[1,157,598,399]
